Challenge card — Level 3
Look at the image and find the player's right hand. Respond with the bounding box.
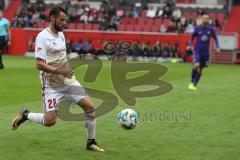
[57,68,74,78]
[187,46,193,51]
[215,48,221,54]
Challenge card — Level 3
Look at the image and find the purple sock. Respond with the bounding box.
[191,69,197,83]
[195,72,202,86]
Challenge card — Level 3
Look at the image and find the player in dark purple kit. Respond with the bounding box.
[188,14,220,90]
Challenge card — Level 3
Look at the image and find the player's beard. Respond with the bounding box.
[53,21,63,32]
[202,21,208,26]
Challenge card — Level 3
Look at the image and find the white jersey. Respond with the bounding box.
[35,28,75,89]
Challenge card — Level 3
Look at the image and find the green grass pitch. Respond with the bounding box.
[0,55,240,160]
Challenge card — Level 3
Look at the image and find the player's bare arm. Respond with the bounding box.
[35,58,73,78]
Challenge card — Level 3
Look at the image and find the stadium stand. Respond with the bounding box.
[225,6,240,34]
[224,6,240,64]
[1,0,240,64]
[2,0,21,23]
[9,0,224,33]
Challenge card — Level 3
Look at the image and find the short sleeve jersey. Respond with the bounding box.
[35,28,75,88]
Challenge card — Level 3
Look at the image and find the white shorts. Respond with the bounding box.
[42,81,88,112]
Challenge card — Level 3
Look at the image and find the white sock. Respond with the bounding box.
[27,112,44,125]
[85,112,96,140]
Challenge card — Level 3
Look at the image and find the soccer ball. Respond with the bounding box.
[117,109,138,130]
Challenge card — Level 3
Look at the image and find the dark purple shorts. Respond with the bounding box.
[193,53,209,68]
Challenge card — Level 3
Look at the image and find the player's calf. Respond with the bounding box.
[78,97,105,152]
[43,117,57,126]
[43,111,57,126]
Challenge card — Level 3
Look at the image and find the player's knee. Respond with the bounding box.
[193,61,199,66]
[43,116,57,127]
[83,104,95,120]
[193,64,199,69]
[85,104,95,113]
[44,120,56,127]
[193,65,200,71]
[78,97,95,114]
[196,67,201,73]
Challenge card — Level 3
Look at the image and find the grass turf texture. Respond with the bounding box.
[0,55,240,160]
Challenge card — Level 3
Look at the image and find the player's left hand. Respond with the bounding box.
[215,48,221,54]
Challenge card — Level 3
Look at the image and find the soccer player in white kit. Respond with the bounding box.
[11,6,104,152]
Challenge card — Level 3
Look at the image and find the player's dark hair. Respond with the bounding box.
[48,6,68,20]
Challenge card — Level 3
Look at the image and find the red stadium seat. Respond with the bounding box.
[209,13,216,19]
[68,23,76,29]
[146,18,154,25]
[121,17,128,25]
[129,18,138,25]
[84,23,93,30]
[134,25,143,32]
[163,19,172,27]
[118,25,126,31]
[126,25,134,31]
[154,18,163,26]
[143,25,151,32]
[217,13,224,24]
[138,18,146,25]
[183,12,192,18]
[225,6,240,33]
[151,25,160,32]
[177,0,185,3]
[92,23,100,30]
[191,12,198,19]
[76,23,84,29]
[141,10,147,18]
[177,0,193,3]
